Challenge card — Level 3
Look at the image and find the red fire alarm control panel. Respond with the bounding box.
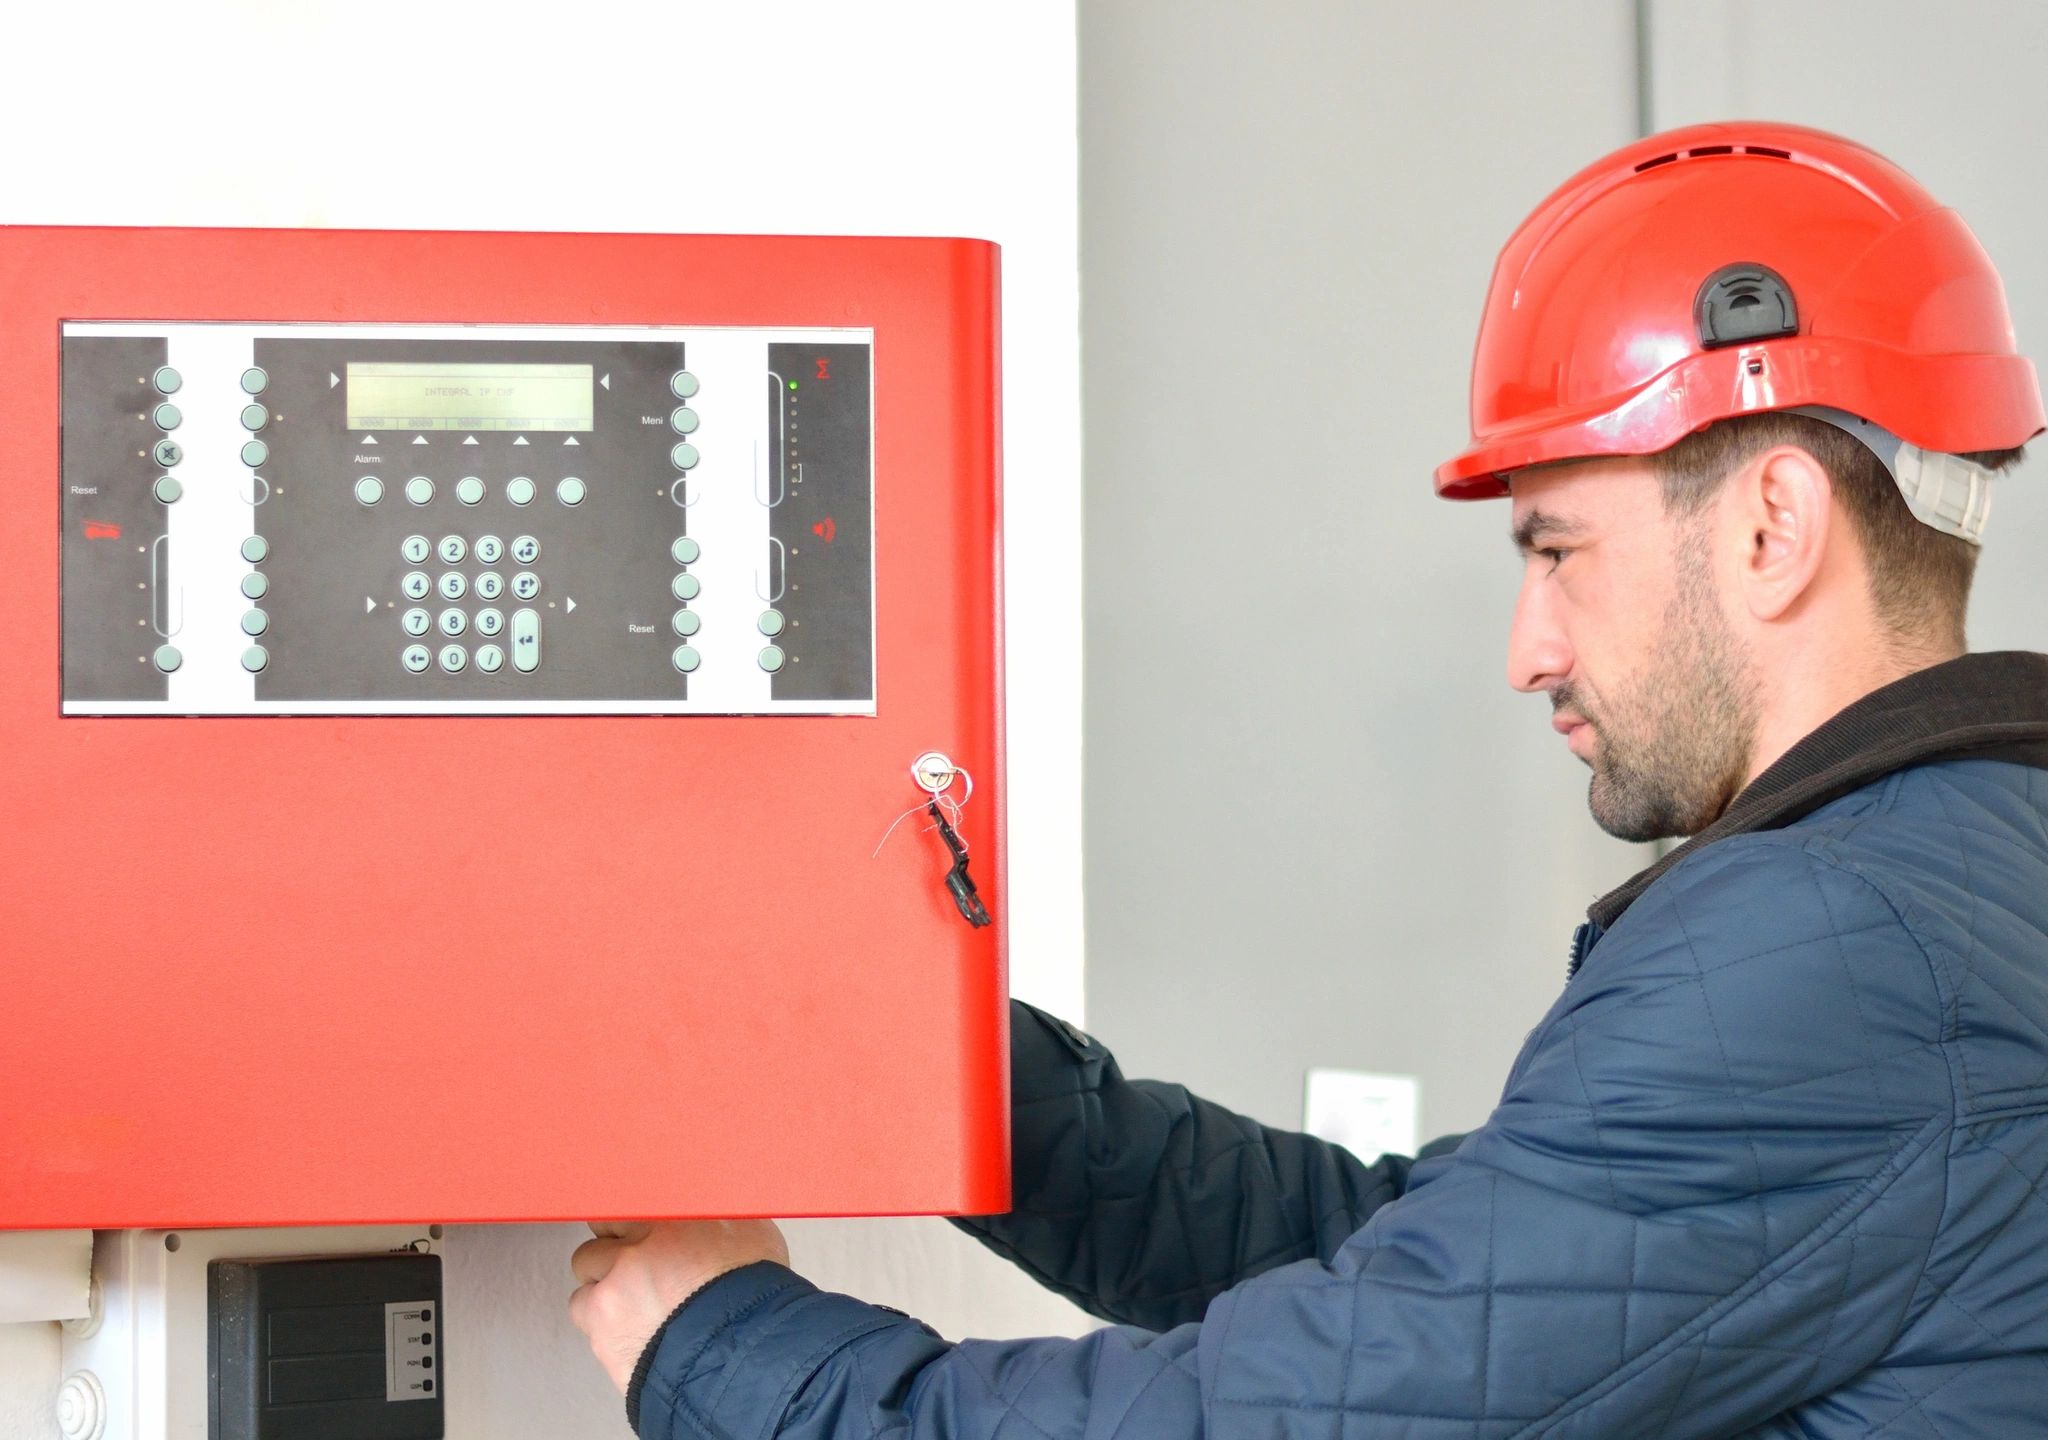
[0,226,1008,1229]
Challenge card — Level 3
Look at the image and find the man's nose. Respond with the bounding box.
[1507,568,1571,695]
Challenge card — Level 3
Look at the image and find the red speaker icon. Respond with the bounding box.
[812,517,837,543]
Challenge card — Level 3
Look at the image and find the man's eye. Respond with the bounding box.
[1540,548,1569,572]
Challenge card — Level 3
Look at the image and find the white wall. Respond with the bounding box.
[1,3,1088,1435]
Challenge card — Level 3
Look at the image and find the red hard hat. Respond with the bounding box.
[1436,121,2045,499]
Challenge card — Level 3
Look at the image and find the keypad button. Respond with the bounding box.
[240,535,270,564]
[511,571,541,601]
[152,403,182,431]
[402,608,432,637]
[406,476,435,506]
[511,535,540,564]
[512,609,541,672]
[401,534,431,564]
[474,535,504,565]
[437,642,466,672]
[241,440,269,467]
[239,366,268,395]
[240,403,268,431]
[758,609,785,637]
[671,645,701,674]
[355,475,385,506]
[671,609,701,637]
[475,644,505,673]
[670,536,701,565]
[669,407,699,434]
[456,475,486,506]
[402,571,431,601]
[437,534,467,564]
[557,476,586,506]
[241,645,270,673]
[153,644,182,672]
[506,476,536,506]
[670,370,699,399]
[438,571,468,601]
[240,609,269,636]
[474,571,504,601]
[152,366,183,395]
[241,572,269,600]
[758,645,786,673]
[153,476,183,504]
[474,607,504,637]
[402,645,432,674]
[152,439,183,468]
[671,573,701,602]
[438,609,467,637]
[670,443,699,470]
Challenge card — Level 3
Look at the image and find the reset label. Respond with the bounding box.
[384,1299,439,1402]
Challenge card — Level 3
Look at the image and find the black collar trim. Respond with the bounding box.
[1587,651,2048,931]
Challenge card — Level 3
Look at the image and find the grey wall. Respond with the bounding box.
[1081,0,1652,1138]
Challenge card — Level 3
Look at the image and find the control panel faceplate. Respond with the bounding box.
[61,323,874,715]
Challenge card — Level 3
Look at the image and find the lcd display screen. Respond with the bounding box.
[346,362,593,432]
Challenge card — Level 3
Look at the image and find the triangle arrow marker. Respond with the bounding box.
[365,596,376,614]
[329,373,340,388]
[412,435,430,445]
[564,436,580,446]
[359,434,379,446]
[462,435,479,445]
[600,374,611,390]
[565,596,576,614]
[513,435,529,446]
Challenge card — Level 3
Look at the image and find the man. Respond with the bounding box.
[570,122,2048,1438]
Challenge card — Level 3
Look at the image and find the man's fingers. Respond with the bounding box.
[567,1279,594,1332]
[571,1236,625,1286]
[587,1219,655,1242]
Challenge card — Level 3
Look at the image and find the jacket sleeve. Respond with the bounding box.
[632,837,1957,1440]
[946,999,1456,1329]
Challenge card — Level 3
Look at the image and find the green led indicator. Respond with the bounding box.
[788,380,798,390]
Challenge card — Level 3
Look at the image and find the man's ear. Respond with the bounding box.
[1732,444,1833,623]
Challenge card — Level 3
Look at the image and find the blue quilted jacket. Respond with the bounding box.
[631,652,2048,1439]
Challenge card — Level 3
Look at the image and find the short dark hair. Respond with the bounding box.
[1648,412,2027,649]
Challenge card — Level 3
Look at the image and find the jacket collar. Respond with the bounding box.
[1588,651,2048,930]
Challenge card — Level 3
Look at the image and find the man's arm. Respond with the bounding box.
[615,836,1957,1440]
[949,999,1460,1330]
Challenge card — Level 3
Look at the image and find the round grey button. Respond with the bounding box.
[557,476,586,506]
[438,571,467,601]
[506,476,536,506]
[437,534,467,564]
[240,535,270,563]
[240,366,268,395]
[671,572,701,602]
[153,476,183,504]
[439,644,468,673]
[405,476,435,506]
[758,645,786,673]
[240,440,269,467]
[476,644,505,673]
[152,439,183,468]
[456,475,486,506]
[758,609,785,637]
[402,608,432,637]
[511,535,540,564]
[670,443,699,470]
[671,645,702,674]
[669,407,700,435]
[402,645,432,673]
[670,370,699,399]
[475,607,504,637]
[511,571,541,601]
[152,403,182,431]
[355,475,384,505]
[671,608,701,637]
[152,366,182,395]
[240,608,269,636]
[438,608,467,637]
[239,403,268,431]
[670,536,701,565]
[241,645,270,673]
[475,535,504,565]
[153,644,182,672]
[241,572,269,600]
[475,571,504,601]
[401,534,431,564]
[402,571,431,601]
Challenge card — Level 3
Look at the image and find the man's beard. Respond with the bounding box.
[1557,526,1761,843]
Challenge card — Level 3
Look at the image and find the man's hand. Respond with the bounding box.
[568,1219,791,1394]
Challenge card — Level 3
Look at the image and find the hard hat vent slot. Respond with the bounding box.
[1688,145,1735,157]
[1695,263,1800,349]
[1743,146,1792,159]
[1634,152,1680,172]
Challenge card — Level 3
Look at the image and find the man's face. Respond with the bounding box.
[1505,460,1761,842]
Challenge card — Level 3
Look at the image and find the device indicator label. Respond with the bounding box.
[385,1299,439,1402]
